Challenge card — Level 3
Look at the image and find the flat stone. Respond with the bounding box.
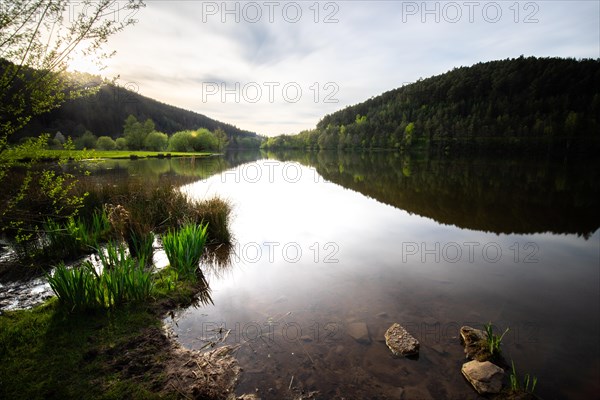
[347,322,371,344]
[384,323,419,356]
[461,360,504,394]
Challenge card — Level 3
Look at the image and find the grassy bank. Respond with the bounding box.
[0,277,236,399]
[2,149,213,162]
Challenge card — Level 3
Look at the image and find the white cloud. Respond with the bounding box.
[100,1,599,136]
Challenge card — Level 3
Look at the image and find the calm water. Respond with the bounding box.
[160,151,599,400]
[5,152,597,398]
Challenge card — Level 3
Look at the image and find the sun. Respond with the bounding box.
[66,52,105,76]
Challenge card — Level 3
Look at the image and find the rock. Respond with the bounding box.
[461,360,504,394]
[460,326,487,360]
[347,322,371,344]
[384,323,419,356]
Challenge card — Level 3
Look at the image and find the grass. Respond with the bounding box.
[162,223,209,281]
[0,300,174,400]
[510,360,538,395]
[47,242,154,311]
[484,322,509,357]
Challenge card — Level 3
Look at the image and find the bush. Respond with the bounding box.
[167,130,194,152]
[74,130,97,150]
[115,137,128,150]
[144,131,168,151]
[96,136,117,150]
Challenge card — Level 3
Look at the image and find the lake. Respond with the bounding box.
[4,151,599,399]
[161,151,598,399]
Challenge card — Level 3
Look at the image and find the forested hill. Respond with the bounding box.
[13,76,260,143]
[264,57,600,155]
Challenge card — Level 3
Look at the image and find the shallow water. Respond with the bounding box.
[165,154,599,399]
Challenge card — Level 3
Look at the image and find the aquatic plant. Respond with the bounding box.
[510,360,538,394]
[161,222,209,281]
[47,262,102,312]
[484,322,509,357]
[193,197,232,244]
[48,242,154,311]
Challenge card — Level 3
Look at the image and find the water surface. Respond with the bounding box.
[166,152,599,399]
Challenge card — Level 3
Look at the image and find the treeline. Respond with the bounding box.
[263,57,600,156]
[7,68,263,149]
[48,114,237,152]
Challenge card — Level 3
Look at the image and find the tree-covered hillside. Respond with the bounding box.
[263,57,600,156]
[6,67,262,148]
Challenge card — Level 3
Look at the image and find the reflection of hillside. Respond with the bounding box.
[82,156,242,186]
[271,151,600,236]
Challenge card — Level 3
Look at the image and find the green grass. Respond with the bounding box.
[161,223,209,281]
[484,322,509,357]
[0,300,173,400]
[47,242,154,311]
[3,149,212,161]
[510,360,538,394]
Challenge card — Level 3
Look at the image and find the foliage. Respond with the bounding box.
[74,130,97,150]
[194,197,232,244]
[167,128,220,152]
[264,57,600,155]
[510,360,538,394]
[96,135,117,150]
[161,223,209,281]
[47,242,154,311]
[484,322,509,357]
[213,127,229,151]
[115,137,128,150]
[144,130,169,151]
[167,130,196,152]
[1,0,145,242]
[123,115,155,150]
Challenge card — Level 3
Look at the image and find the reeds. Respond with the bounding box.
[161,223,209,281]
[47,242,154,312]
[509,360,538,394]
[484,322,509,357]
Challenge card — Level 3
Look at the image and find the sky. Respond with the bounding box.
[72,1,600,136]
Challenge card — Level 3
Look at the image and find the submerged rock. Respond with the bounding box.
[347,322,371,344]
[460,326,487,360]
[384,323,419,356]
[461,360,504,394]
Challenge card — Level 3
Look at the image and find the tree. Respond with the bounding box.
[123,115,155,150]
[75,130,97,149]
[144,131,168,151]
[96,136,117,150]
[115,137,128,150]
[213,127,229,151]
[168,131,194,152]
[192,128,218,151]
[0,0,145,242]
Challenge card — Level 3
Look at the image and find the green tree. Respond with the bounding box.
[0,0,145,241]
[96,136,117,151]
[115,137,128,150]
[144,131,168,151]
[168,131,194,152]
[192,128,218,151]
[124,116,155,150]
[75,130,98,149]
[213,127,229,151]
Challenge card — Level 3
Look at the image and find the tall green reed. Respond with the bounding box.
[161,222,209,281]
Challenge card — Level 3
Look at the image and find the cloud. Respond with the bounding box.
[102,0,599,136]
